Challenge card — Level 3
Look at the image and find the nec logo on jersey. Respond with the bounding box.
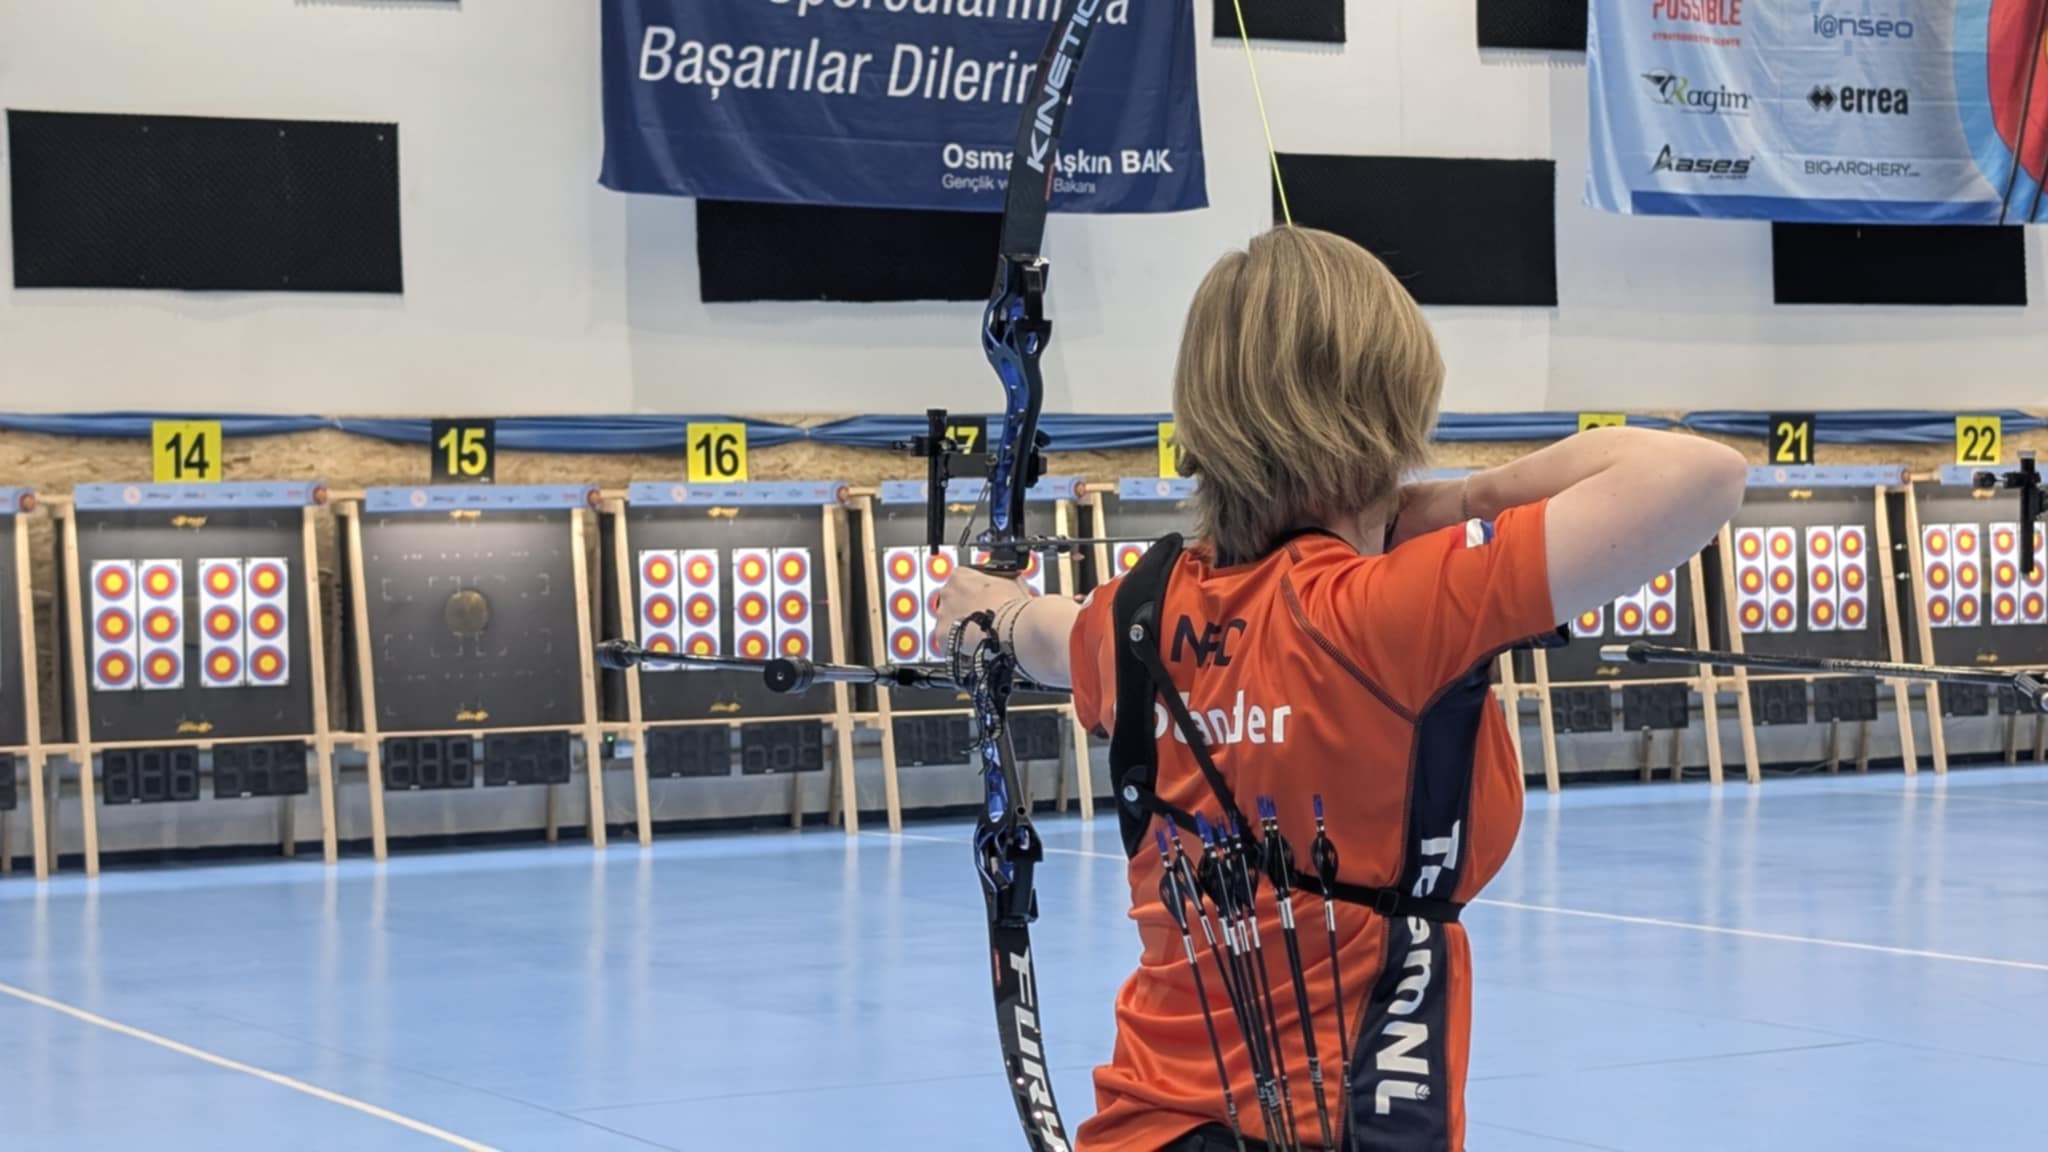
[1172,615,1247,668]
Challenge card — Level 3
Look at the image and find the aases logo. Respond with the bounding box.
[1651,143,1753,178]
[1813,11,1914,39]
[1641,70,1753,114]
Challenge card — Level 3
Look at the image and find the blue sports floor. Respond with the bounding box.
[5,766,2047,1151]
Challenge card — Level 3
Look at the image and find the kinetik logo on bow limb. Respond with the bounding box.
[1027,0,1100,176]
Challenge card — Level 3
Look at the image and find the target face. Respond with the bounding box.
[1840,530,1864,557]
[644,555,675,587]
[686,594,717,625]
[143,650,181,685]
[1117,544,1146,574]
[1958,562,1981,589]
[1998,561,2019,586]
[1808,534,1832,559]
[738,554,768,584]
[1958,595,1981,623]
[248,562,285,597]
[97,651,133,686]
[1997,593,2019,620]
[891,628,921,659]
[2028,592,2046,619]
[143,608,179,641]
[249,605,284,640]
[249,646,287,683]
[1650,572,1674,596]
[778,553,808,584]
[96,610,133,643]
[738,593,768,624]
[1769,533,1794,559]
[1812,567,1834,593]
[1649,603,1674,631]
[1842,600,1865,626]
[98,567,131,598]
[927,552,953,583]
[779,593,806,623]
[1929,598,1952,624]
[1576,609,1602,633]
[690,634,720,657]
[204,564,239,596]
[781,632,810,658]
[889,553,917,582]
[1737,531,1763,559]
[644,594,677,626]
[1811,600,1835,626]
[1740,569,1764,594]
[1771,568,1795,593]
[1929,564,1951,591]
[646,634,676,654]
[206,648,241,682]
[1997,528,2017,553]
[1740,601,1765,630]
[890,590,918,621]
[739,632,770,659]
[141,564,178,599]
[1843,565,1865,592]
[1618,604,1644,630]
[206,607,240,639]
[1926,530,1949,556]
[1771,602,1795,628]
[1957,528,1979,553]
[685,555,715,586]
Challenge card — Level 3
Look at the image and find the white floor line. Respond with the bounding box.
[0,981,500,1151]
[880,831,2048,973]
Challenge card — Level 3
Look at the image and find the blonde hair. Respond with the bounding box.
[1172,226,1444,563]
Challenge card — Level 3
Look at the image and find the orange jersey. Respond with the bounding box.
[1069,505,1556,1152]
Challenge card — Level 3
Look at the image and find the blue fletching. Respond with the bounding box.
[1196,813,1214,842]
[1154,828,1169,856]
[1313,794,1325,820]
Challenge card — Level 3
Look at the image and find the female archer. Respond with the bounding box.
[937,225,1746,1152]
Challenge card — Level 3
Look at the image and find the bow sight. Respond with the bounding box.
[1975,450,2044,578]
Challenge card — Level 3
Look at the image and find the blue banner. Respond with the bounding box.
[1587,0,2048,224]
[600,0,1207,215]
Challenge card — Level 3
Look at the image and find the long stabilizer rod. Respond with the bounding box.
[1601,641,2048,712]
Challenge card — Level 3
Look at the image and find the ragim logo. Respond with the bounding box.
[1641,70,1752,114]
[1027,0,1100,175]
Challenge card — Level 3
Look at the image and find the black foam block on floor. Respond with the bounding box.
[8,110,402,293]
[697,200,998,303]
[1772,224,2026,306]
[1213,0,1344,44]
[1275,154,1557,306]
[1477,0,1587,51]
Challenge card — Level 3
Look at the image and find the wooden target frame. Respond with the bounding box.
[601,482,860,840]
[857,477,1094,832]
[54,482,341,877]
[1901,466,2048,774]
[344,485,606,861]
[0,490,66,880]
[1717,466,1917,784]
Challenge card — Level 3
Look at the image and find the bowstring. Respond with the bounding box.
[1228,0,1293,227]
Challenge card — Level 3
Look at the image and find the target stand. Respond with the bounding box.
[1715,466,1916,783]
[1900,466,2048,773]
[604,482,858,839]
[1091,473,1533,786]
[55,482,340,876]
[0,489,65,879]
[859,477,1094,831]
[345,485,606,860]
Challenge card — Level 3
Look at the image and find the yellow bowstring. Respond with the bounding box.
[1227,0,1293,226]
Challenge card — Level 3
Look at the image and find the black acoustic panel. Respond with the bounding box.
[1552,687,1614,735]
[360,513,582,733]
[383,737,476,792]
[482,732,573,788]
[1478,0,1586,51]
[9,110,401,293]
[1009,713,1065,762]
[1213,0,1344,44]
[1772,224,2026,306]
[101,747,200,806]
[0,753,15,812]
[212,741,310,800]
[645,725,732,779]
[739,722,826,776]
[1813,678,1880,724]
[893,714,975,768]
[1622,684,1692,731]
[1275,154,1557,306]
[1749,682,1811,726]
[1942,683,1992,718]
[1999,685,2025,716]
[697,200,997,303]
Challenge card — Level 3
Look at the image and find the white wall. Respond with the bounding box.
[2,0,2043,418]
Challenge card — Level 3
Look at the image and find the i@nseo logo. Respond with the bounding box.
[1641,70,1753,114]
[1812,9,1914,40]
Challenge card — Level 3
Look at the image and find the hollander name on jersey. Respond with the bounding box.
[1155,690,1294,748]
